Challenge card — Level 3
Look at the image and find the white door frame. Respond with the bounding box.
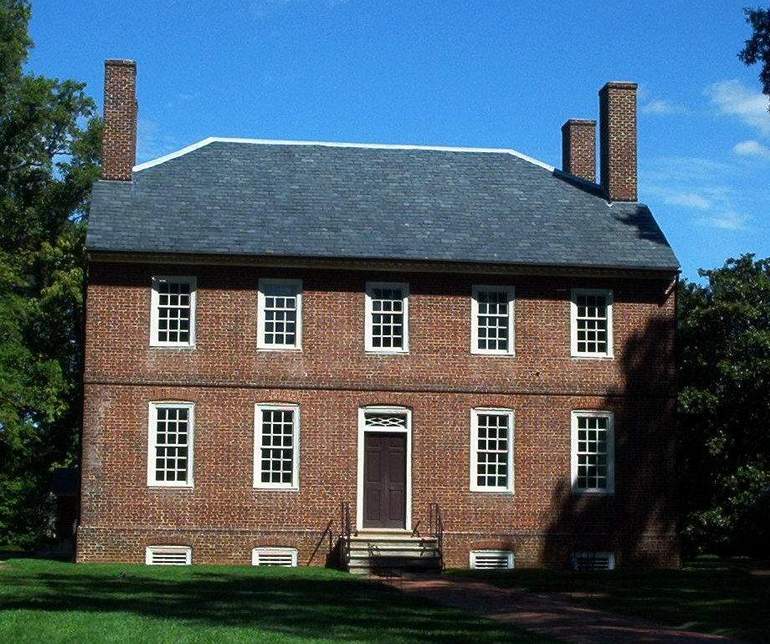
[356,405,412,532]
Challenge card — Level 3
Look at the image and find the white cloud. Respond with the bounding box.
[640,99,687,115]
[733,139,770,159]
[137,117,182,164]
[699,210,749,231]
[641,156,750,230]
[706,80,770,136]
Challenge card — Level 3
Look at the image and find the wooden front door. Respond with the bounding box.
[363,433,406,529]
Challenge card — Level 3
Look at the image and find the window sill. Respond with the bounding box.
[149,345,197,351]
[470,351,516,358]
[570,354,614,361]
[572,489,614,496]
[365,350,410,356]
[147,484,194,490]
[256,347,303,353]
[253,486,300,492]
[470,488,515,495]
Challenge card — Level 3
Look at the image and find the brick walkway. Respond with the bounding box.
[383,576,742,643]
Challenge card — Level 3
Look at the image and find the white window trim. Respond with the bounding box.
[470,285,515,356]
[147,402,195,488]
[251,547,299,567]
[469,549,515,569]
[149,275,197,348]
[364,281,410,354]
[356,406,412,532]
[570,288,613,358]
[145,545,192,565]
[571,410,615,495]
[470,408,515,494]
[257,278,303,351]
[253,403,301,490]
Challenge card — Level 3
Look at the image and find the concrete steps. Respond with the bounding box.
[345,531,442,575]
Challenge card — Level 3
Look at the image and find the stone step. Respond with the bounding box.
[349,546,440,558]
[348,555,442,575]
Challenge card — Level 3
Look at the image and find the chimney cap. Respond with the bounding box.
[562,118,596,129]
[600,81,637,92]
[105,59,136,68]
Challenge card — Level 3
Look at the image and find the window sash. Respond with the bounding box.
[571,411,614,494]
[150,276,197,347]
[254,404,300,489]
[471,285,515,355]
[257,279,303,350]
[147,403,194,487]
[470,409,514,493]
[365,282,409,353]
[571,289,613,357]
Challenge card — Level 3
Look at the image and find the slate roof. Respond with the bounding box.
[86,138,678,271]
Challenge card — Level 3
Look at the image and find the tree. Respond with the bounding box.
[739,5,770,105]
[678,255,770,556]
[0,0,100,547]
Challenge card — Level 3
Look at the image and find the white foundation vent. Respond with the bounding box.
[252,547,298,567]
[572,551,616,571]
[469,550,514,570]
[145,545,192,566]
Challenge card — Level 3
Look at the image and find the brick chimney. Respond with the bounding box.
[599,81,637,201]
[102,59,137,181]
[561,119,596,183]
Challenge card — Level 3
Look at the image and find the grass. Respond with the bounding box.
[0,557,549,643]
[447,558,770,642]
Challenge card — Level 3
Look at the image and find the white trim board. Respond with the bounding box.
[133,137,556,174]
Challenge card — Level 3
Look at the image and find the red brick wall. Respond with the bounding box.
[561,119,596,183]
[599,82,637,202]
[78,261,678,567]
[102,60,136,182]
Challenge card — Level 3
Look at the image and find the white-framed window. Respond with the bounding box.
[252,547,298,567]
[571,288,613,357]
[365,281,409,353]
[254,404,300,490]
[471,285,515,355]
[257,279,302,350]
[571,551,616,571]
[150,276,197,347]
[147,402,194,487]
[469,550,515,570]
[470,408,514,493]
[571,411,614,494]
[145,545,192,565]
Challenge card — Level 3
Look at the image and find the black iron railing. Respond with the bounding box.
[341,501,352,565]
[428,502,444,569]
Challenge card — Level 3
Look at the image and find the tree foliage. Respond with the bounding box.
[739,5,770,104]
[678,255,770,556]
[0,0,100,547]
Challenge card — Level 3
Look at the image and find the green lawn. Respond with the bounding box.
[448,558,770,642]
[0,558,548,643]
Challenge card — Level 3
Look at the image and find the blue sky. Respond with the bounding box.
[28,0,770,279]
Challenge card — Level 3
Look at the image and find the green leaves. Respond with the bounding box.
[0,0,99,546]
[739,6,770,101]
[678,255,770,556]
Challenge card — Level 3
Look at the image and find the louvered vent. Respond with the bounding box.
[572,552,615,571]
[145,545,191,566]
[252,547,298,567]
[469,550,514,570]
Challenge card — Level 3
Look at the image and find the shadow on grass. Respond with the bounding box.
[0,559,547,643]
[447,559,770,642]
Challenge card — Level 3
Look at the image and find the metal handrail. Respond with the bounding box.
[429,502,445,570]
[341,501,352,566]
[309,519,335,566]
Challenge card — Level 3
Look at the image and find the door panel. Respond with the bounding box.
[363,433,407,529]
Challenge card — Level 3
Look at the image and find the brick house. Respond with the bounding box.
[77,59,679,571]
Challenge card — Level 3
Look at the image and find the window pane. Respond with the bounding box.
[155,279,193,344]
[475,413,510,490]
[369,286,405,350]
[261,282,300,347]
[153,406,190,484]
[574,293,609,354]
[258,408,295,486]
[475,289,510,352]
[575,415,610,490]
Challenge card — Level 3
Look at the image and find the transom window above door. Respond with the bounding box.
[365,282,409,353]
[471,285,515,355]
[258,279,303,350]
